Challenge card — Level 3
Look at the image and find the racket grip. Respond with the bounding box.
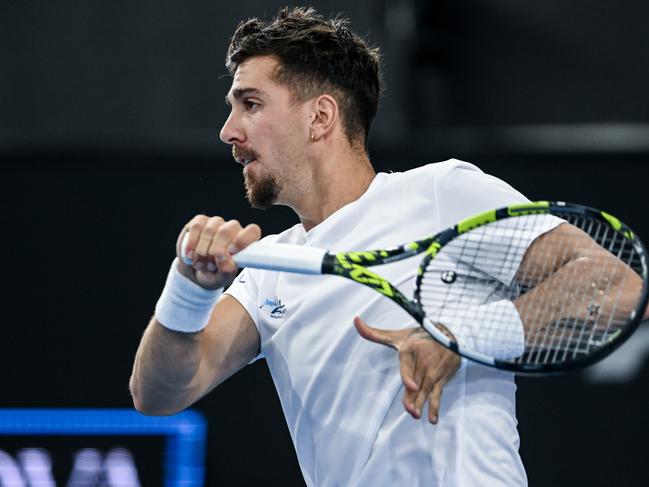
[234,242,327,274]
[180,233,326,274]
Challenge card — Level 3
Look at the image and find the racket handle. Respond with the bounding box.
[181,233,326,274]
[234,242,327,274]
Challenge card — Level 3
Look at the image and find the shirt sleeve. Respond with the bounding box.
[432,159,563,285]
[224,267,264,362]
[426,160,564,358]
[433,159,530,228]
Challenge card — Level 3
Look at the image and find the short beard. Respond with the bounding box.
[244,169,280,209]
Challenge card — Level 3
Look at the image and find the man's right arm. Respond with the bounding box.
[130,216,262,416]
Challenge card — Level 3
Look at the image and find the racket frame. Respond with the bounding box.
[319,201,649,374]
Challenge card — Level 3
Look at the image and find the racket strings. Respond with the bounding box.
[565,219,613,358]
[553,219,602,361]
[595,231,639,340]
[523,230,574,364]
[525,215,640,362]
[417,212,644,366]
[420,215,545,359]
[539,216,605,363]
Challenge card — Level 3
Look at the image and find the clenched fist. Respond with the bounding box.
[176,215,261,290]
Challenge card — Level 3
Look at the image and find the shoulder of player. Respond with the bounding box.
[382,158,482,180]
[378,158,483,191]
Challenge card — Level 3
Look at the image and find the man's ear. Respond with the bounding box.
[309,94,339,141]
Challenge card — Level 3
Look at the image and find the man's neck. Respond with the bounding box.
[292,152,376,232]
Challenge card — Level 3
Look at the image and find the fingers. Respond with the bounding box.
[206,219,242,274]
[424,351,461,423]
[402,380,420,419]
[412,366,443,421]
[176,215,262,284]
[400,339,461,424]
[197,217,227,266]
[228,223,262,255]
[406,359,441,419]
[209,222,262,273]
[427,381,444,424]
[177,214,209,261]
[353,316,410,350]
[399,349,418,392]
[353,318,460,424]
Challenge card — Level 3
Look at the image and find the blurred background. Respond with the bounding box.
[1,0,648,485]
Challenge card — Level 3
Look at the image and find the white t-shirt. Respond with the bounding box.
[225,160,543,486]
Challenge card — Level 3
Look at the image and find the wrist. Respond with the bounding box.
[155,258,222,333]
[435,322,457,342]
[437,300,524,359]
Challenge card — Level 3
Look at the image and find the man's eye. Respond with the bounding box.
[244,100,259,110]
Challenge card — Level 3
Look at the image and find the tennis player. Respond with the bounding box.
[131,7,553,485]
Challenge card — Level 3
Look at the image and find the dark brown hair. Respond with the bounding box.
[226,7,382,150]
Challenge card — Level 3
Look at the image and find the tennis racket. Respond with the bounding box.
[182,201,649,374]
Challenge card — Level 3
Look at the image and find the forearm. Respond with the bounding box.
[515,254,641,346]
[129,217,261,414]
[504,221,642,351]
[130,318,205,415]
[436,253,640,359]
[129,256,223,415]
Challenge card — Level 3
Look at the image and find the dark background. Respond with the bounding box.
[2,1,649,485]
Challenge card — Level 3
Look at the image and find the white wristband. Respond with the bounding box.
[155,258,222,333]
[438,300,525,359]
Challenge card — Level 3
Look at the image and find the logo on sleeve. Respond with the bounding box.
[259,298,286,319]
[237,270,247,283]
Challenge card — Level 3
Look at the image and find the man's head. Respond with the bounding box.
[226,7,382,150]
[220,7,382,210]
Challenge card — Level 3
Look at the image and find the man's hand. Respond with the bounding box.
[177,215,261,290]
[354,317,460,424]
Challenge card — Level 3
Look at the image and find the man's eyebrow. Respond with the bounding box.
[225,87,265,106]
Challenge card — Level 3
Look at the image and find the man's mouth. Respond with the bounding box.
[241,158,256,167]
[232,146,258,167]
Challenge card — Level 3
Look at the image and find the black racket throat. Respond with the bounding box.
[323,252,427,323]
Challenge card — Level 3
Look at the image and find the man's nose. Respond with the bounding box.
[220,112,245,145]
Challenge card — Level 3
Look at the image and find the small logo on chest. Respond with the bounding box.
[259,298,287,319]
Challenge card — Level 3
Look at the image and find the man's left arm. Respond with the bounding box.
[354,221,648,424]
[513,222,648,339]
